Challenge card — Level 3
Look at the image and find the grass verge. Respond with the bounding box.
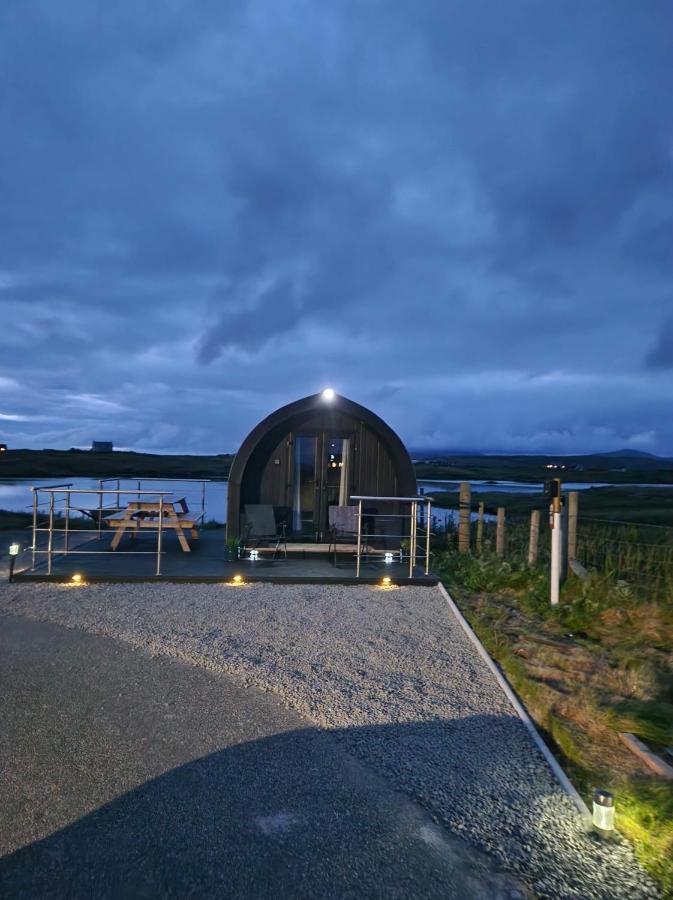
[437,549,673,897]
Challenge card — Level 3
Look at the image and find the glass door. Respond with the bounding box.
[292,436,318,536]
[292,432,353,539]
[324,436,351,506]
[321,434,352,537]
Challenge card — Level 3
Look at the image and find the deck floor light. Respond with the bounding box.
[592,789,615,839]
[8,542,20,582]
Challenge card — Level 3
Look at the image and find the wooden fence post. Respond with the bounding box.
[567,491,579,561]
[476,502,484,554]
[528,509,540,566]
[459,482,471,553]
[561,501,569,581]
[496,507,506,556]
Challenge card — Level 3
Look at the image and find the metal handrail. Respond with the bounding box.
[350,495,433,578]
[351,495,434,502]
[31,487,180,575]
[32,488,174,494]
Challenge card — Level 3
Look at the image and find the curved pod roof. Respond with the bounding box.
[226,392,417,536]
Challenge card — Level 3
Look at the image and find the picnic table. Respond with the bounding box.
[105,498,202,552]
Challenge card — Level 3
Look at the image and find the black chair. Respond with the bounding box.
[242,504,288,560]
[328,505,366,566]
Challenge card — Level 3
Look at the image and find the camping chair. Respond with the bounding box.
[242,504,288,560]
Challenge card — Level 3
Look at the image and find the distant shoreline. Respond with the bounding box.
[1,448,673,484]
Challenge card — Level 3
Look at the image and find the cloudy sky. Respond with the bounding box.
[1,1,672,455]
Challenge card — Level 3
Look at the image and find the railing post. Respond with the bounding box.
[356,499,362,578]
[64,490,71,555]
[31,489,38,571]
[156,496,164,576]
[98,479,103,537]
[201,480,206,524]
[116,479,121,512]
[425,498,432,575]
[47,492,54,575]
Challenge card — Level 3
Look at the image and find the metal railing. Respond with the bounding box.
[28,478,213,576]
[350,495,434,577]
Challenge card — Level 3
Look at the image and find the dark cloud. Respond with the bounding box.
[0,0,672,453]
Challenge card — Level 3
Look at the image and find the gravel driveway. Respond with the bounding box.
[0,582,658,899]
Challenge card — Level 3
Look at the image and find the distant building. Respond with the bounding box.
[0,443,7,452]
[91,441,113,453]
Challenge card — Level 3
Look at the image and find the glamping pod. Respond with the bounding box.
[226,391,416,540]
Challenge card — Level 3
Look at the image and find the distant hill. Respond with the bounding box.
[597,449,660,460]
[0,449,233,479]
[408,449,485,458]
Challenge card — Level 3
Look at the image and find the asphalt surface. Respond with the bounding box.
[0,615,526,899]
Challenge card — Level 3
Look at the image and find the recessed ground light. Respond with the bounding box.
[381,576,391,586]
[232,574,244,585]
[71,573,83,584]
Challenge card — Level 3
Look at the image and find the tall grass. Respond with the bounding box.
[436,541,673,897]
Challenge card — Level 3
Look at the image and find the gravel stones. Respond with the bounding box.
[0,582,659,898]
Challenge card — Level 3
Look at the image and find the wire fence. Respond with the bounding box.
[434,502,673,602]
[575,517,673,600]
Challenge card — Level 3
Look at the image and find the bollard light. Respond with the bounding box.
[592,789,615,838]
[7,542,21,583]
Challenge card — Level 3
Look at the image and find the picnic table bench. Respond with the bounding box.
[105,498,202,552]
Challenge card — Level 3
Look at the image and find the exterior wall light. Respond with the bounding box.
[384,552,393,564]
[321,388,335,402]
[249,549,259,560]
[592,789,615,838]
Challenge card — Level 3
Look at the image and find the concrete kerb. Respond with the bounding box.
[437,582,591,819]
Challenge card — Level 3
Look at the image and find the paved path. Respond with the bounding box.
[0,615,524,899]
